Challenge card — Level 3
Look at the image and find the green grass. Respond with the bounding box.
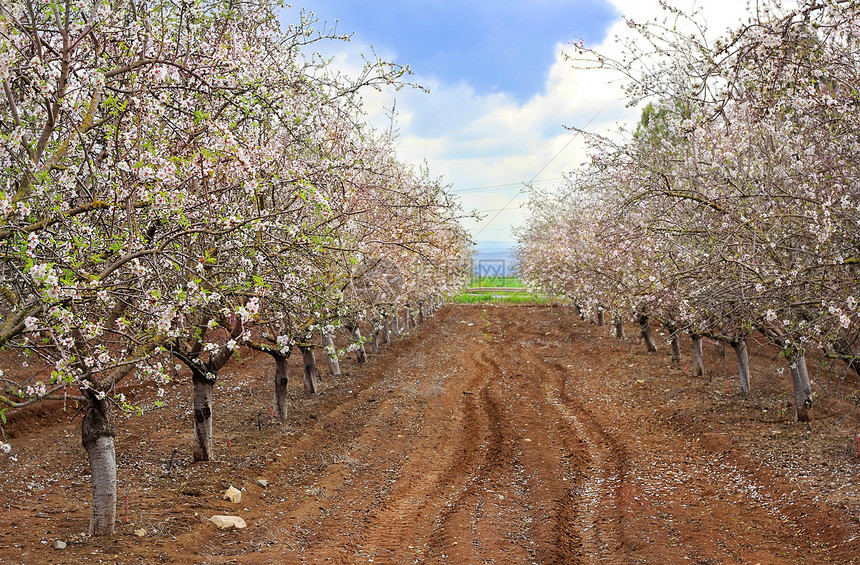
[449,275,553,303]
[449,283,558,304]
[449,292,557,304]
[468,276,522,288]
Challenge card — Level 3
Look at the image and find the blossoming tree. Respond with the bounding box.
[0,0,469,537]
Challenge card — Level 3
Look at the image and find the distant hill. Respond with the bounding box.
[472,241,518,277]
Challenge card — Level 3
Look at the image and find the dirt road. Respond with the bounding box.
[1,304,859,564]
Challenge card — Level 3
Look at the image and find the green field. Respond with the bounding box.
[449,276,550,303]
[468,276,522,288]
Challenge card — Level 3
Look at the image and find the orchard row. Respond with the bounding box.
[0,0,470,536]
[517,0,860,420]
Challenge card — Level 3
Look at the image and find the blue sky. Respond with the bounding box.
[291,1,617,104]
[281,1,751,245]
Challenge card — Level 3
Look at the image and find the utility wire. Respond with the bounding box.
[473,103,609,238]
[475,205,524,213]
[452,177,564,194]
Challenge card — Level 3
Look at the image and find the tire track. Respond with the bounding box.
[288,309,479,564]
[498,310,629,563]
[426,351,528,562]
[495,347,597,563]
[7,305,860,565]
[272,305,856,564]
[475,313,592,564]
[543,360,629,562]
[315,317,495,564]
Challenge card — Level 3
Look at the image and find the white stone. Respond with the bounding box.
[209,515,247,530]
[53,540,67,550]
[223,485,242,503]
[255,479,269,488]
[134,529,147,537]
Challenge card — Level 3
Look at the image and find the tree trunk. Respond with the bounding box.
[82,394,117,536]
[393,309,401,334]
[403,308,411,331]
[418,301,425,324]
[691,334,704,377]
[670,332,682,363]
[273,354,289,420]
[381,317,391,345]
[614,317,624,339]
[597,308,605,326]
[192,374,215,461]
[351,325,368,363]
[790,353,812,422]
[638,314,658,353]
[321,331,341,377]
[370,326,380,354]
[301,346,320,395]
[730,340,750,398]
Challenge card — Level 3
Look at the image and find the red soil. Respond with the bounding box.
[1,304,859,564]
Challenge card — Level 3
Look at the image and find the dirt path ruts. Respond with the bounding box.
[248,304,858,564]
[1,304,858,564]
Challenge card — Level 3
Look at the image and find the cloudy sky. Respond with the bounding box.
[281,0,753,246]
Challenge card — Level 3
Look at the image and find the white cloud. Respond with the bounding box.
[320,0,760,243]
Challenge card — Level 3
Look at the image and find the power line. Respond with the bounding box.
[452,177,565,194]
[475,205,524,213]
[474,103,609,237]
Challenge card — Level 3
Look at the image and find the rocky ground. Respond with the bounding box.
[1,304,859,564]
